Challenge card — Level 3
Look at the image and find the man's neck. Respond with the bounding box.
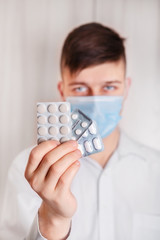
[89,128,120,168]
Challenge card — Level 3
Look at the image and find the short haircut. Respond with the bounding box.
[60,22,126,75]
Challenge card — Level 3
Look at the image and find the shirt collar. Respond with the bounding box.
[83,130,135,172]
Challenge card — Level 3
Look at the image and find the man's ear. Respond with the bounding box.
[124,77,132,100]
[57,81,65,101]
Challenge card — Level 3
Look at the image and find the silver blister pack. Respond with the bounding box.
[77,121,104,157]
[36,101,104,157]
[71,109,92,141]
[37,102,72,144]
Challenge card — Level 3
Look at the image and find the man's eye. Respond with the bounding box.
[103,86,115,91]
[74,87,87,92]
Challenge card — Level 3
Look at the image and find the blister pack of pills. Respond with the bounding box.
[77,121,104,157]
[37,102,72,144]
[71,109,92,141]
[37,102,104,157]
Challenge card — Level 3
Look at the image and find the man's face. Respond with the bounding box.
[58,59,130,100]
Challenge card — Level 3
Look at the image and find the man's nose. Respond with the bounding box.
[89,87,100,96]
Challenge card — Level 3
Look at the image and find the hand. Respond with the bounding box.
[25,140,81,240]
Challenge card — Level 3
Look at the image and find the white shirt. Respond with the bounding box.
[0,131,160,240]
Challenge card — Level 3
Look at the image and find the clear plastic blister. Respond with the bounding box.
[36,102,104,157]
[77,121,104,157]
[71,109,92,140]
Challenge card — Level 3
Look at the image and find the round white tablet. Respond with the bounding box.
[81,121,88,128]
[59,104,69,113]
[75,129,82,135]
[60,126,70,135]
[37,115,47,124]
[37,104,46,114]
[48,115,58,124]
[71,113,78,120]
[59,115,69,124]
[48,104,57,113]
[38,127,47,136]
[49,126,58,135]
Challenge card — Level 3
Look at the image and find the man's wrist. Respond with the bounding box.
[59,221,71,240]
[38,204,72,240]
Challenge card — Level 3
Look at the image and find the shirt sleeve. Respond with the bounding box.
[0,147,72,240]
[26,213,47,240]
[0,147,43,240]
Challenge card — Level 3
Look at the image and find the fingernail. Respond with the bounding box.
[75,160,80,166]
[75,149,82,157]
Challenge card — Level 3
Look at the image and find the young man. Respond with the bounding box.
[1,23,160,240]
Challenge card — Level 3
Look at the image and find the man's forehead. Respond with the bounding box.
[62,60,126,84]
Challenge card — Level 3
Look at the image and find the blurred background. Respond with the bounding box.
[0,0,160,208]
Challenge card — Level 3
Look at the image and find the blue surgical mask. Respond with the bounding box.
[67,96,123,138]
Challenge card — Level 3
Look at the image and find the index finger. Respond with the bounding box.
[25,140,59,179]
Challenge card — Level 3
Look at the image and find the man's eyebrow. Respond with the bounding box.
[68,80,122,86]
[68,82,88,86]
[103,80,122,84]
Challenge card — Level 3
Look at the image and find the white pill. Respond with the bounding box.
[71,113,78,120]
[81,121,88,128]
[78,144,84,155]
[38,127,47,136]
[93,137,102,150]
[84,141,93,153]
[48,104,57,113]
[82,130,88,138]
[37,104,46,114]
[60,126,70,135]
[88,123,97,135]
[38,137,47,144]
[71,136,76,140]
[49,126,58,135]
[37,115,47,124]
[59,115,69,124]
[60,137,70,143]
[59,104,69,113]
[48,115,58,124]
[75,129,82,135]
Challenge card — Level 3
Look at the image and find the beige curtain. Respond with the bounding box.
[0,0,160,207]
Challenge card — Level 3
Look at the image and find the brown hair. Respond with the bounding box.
[60,22,126,75]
